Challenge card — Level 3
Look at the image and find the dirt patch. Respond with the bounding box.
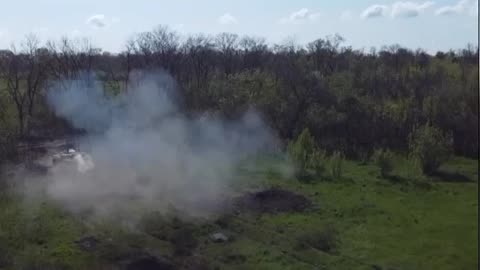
[234,188,311,213]
[175,255,210,270]
[125,255,173,270]
[117,252,174,270]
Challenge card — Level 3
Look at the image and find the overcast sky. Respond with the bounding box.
[0,0,477,53]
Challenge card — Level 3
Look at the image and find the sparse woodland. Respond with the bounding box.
[0,26,478,163]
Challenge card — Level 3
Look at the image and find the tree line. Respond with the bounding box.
[0,25,478,162]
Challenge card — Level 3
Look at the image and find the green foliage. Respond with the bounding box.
[372,148,394,178]
[358,149,371,165]
[309,148,327,176]
[287,129,315,172]
[206,70,279,117]
[0,198,90,270]
[408,123,453,175]
[287,134,343,180]
[328,151,344,179]
[287,128,327,181]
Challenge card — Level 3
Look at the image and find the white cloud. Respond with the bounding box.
[435,0,476,15]
[361,2,435,19]
[218,13,238,25]
[340,10,354,20]
[280,8,321,24]
[361,4,388,19]
[391,1,435,18]
[86,14,107,28]
[308,12,321,21]
[86,14,120,29]
[289,8,309,21]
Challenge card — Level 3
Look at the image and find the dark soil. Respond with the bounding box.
[234,188,311,213]
[125,255,174,270]
[175,255,210,270]
[119,252,175,270]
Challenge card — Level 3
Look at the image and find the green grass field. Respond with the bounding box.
[0,156,477,270]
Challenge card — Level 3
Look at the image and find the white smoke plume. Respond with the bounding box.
[23,72,276,222]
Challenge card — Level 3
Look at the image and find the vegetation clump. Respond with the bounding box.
[328,151,344,180]
[372,148,394,178]
[287,128,327,181]
[408,124,453,175]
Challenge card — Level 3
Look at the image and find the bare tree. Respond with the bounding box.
[239,36,268,70]
[215,32,239,76]
[78,38,101,76]
[21,34,48,117]
[46,36,100,85]
[0,45,27,135]
[151,25,180,73]
[129,25,180,73]
[178,34,217,108]
[46,37,77,81]
[182,34,215,88]
[122,37,136,89]
[306,34,345,75]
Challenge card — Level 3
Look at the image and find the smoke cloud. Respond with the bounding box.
[24,72,275,222]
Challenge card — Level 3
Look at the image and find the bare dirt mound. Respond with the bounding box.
[115,251,174,270]
[234,188,311,213]
[125,254,174,270]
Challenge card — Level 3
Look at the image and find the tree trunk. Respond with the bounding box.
[17,108,25,136]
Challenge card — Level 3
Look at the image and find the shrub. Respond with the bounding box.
[288,129,346,181]
[358,149,371,165]
[408,124,453,175]
[287,128,326,181]
[287,128,316,173]
[328,151,344,179]
[309,148,327,176]
[372,148,394,178]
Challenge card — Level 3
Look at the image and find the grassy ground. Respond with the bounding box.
[0,156,477,270]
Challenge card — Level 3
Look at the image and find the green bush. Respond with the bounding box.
[372,148,394,178]
[288,128,315,180]
[287,128,328,181]
[287,128,316,171]
[358,149,371,165]
[408,124,453,175]
[309,148,327,176]
[328,151,344,180]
